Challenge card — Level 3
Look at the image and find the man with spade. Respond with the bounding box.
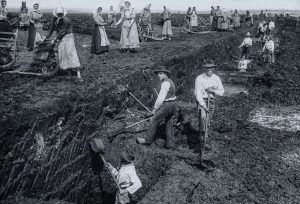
[136,66,178,149]
[194,62,224,163]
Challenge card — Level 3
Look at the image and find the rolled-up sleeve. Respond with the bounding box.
[194,76,206,107]
[215,76,224,96]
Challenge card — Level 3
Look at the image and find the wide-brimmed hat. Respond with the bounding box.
[200,60,217,69]
[53,6,67,17]
[121,150,135,163]
[154,66,171,74]
[202,63,217,68]
[245,32,251,36]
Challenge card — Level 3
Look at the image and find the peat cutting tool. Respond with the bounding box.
[128,92,152,114]
[197,94,212,170]
[89,137,121,191]
[107,117,152,142]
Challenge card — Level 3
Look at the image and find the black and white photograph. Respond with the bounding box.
[0,0,300,203]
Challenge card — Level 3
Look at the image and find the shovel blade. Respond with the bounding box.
[89,137,106,153]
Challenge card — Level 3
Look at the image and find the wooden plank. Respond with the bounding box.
[0,44,12,48]
[2,71,44,76]
[0,31,15,35]
[0,38,16,42]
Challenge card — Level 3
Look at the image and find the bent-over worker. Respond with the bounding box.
[107,150,142,204]
[194,62,224,151]
[136,66,177,149]
[45,6,82,79]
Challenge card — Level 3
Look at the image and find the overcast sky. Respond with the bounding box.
[6,0,300,11]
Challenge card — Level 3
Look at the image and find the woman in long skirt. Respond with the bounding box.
[27,3,44,51]
[232,9,240,30]
[0,0,12,39]
[45,6,82,79]
[190,7,198,27]
[108,6,116,26]
[19,1,29,30]
[114,1,139,53]
[162,6,172,40]
[91,7,110,56]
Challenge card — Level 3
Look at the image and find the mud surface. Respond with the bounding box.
[1,21,300,204]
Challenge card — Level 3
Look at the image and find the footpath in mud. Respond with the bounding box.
[1,22,300,204]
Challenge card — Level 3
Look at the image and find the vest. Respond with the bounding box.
[163,78,176,100]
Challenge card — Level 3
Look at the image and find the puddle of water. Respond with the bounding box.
[223,84,248,96]
[249,106,300,132]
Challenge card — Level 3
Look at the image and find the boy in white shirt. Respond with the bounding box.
[107,150,142,204]
[238,32,253,59]
[238,56,252,72]
[263,36,275,64]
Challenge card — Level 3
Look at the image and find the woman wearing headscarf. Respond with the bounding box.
[0,0,7,21]
[114,1,139,53]
[27,3,44,51]
[19,2,30,30]
[232,9,240,30]
[162,6,172,40]
[185,7,192,29]
[45,6,82,79]
[91,7,110,56]
[190,7,198,27]
[108,6,116,26]
[140,4,151,28]
[0,0,10,35]
[215,6,223,31]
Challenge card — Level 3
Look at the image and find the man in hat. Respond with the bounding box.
[194,62,224,151]
[107,150,142,204]
[136,66,177,149]
[238,32,253,59]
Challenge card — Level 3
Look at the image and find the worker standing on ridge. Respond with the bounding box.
[263,35,275,64]
[106,150,142,204]
[238,32,253,59]
[161,6,172,40]
[136,66,178,149]
[194,62,224,151]
[210,6,215,26]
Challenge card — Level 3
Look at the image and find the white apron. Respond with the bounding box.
[58,33,81,70]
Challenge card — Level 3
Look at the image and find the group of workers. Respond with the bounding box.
[209,6,254,31]
[0,1,286,203]
[237,17,276,72]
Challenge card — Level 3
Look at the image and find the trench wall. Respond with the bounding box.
[0,29,266,204]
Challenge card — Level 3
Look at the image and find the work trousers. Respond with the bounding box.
[145,101,177,148]
[198,98,215,132]
[242,46,251,58]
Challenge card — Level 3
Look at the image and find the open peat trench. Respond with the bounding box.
[1,27,300,204]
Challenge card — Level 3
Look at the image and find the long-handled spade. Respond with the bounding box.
[89,137,121,192]
[107,117,152,142]
[106,92,153,142]
[199,95,210,168]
